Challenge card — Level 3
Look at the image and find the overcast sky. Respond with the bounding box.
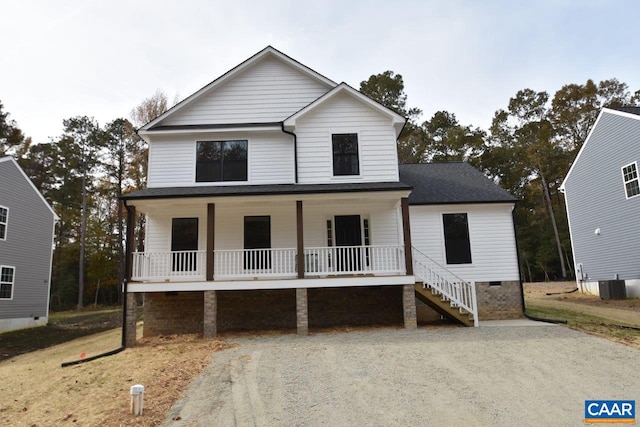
[1,0,639,143]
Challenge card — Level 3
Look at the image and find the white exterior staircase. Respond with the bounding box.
[412,247,478,327]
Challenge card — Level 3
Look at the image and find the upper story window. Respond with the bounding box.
[332,133,359,176]
[0,206,7,240]
[196,140,248,182]
[622,162,640,199]
[443,213,472,264]
[0,266,15,299]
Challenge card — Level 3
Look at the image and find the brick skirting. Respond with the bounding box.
[142,285,406,337]
[476,281,524,320]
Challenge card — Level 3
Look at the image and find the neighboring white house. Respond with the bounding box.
[121,46,522,344]
[561,107,640,298]
[0,156,58,333]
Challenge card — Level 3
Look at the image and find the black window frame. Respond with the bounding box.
[171,217,199,272]
[196,140,248,183]
[442,213,472,265]
[244,216,271,270]
[332,133,359,176]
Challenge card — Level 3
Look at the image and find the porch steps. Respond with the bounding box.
[414,283,474,326]
[411,247,478,327]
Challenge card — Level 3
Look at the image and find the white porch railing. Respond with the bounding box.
[412,246,478,327]
[303,245,405,276]
[131,250,207,281]
[131,245,406,281]
[214,248,298,279]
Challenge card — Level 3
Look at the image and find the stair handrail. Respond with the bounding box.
[412,246,478,327]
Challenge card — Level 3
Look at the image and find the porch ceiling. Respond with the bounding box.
[123,182,411,211]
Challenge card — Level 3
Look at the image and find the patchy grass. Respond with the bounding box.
[0,328,235,426]
[0,307,132,361]
[526,304,640,350]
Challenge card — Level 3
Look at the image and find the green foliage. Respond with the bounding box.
[0,100,25,156]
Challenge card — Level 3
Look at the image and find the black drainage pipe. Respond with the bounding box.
[512,207,567,325]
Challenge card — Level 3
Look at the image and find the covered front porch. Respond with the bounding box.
[124,184,415,290]
[121,183,418,343]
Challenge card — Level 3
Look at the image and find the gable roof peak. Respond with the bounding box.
[140,46,337,132]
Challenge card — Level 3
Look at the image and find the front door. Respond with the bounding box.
[171,218,198,272]
[244,216,271,270]
[334,215,362,272]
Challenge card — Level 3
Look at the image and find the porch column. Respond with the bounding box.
[204,290,217,338]
[402,284,417,329]
[296,288,308,335]
[296,201,304,279]
[124,205,137,348]
[125,292,137,347]
[401,197,413,275]
[207,203,215,281]
[125,205,136,281]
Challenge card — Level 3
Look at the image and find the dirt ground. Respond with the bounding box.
[164,322,640,426]
[524,281,640,325]
[0,326,234,426]
[2,284,638,426]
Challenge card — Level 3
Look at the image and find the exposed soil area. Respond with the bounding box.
[0,327,234,426]
[525,281,640,325]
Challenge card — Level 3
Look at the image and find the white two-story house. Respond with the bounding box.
[122,47,521,345]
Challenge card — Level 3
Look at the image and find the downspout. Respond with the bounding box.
[61,200,133,367]
[281,123,298,183]
[512,204,567,324]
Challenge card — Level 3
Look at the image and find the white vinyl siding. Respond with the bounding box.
[161,57,330,126]
[143,198,402,254]
[410,204,519,282]
[147,131,294,187]
[295,92,400,184]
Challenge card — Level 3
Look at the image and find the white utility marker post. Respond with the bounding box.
[130,384,144,416]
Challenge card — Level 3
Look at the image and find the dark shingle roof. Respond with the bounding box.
[399,162,517,205]
[609,106,640,116]
[122,181,412,201]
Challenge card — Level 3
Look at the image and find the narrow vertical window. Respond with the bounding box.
[443,213,472,264]
[622,162,640,199]
[363,218,370,266]
[0,206,7,240]
[0,266,15,299]
[332,133,359,176]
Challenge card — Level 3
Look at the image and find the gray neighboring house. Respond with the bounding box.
[0,156,58,332]
[560,107,640,298]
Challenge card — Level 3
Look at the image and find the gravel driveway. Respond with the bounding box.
[164,321,640,426]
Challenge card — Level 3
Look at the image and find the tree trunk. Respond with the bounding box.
[539,170,567,278]
[78,145,87,311]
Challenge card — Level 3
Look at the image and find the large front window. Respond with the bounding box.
[443,213,472,264]
[0,266,15,299]
[196,140,248,182]
[332,133,359,176]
